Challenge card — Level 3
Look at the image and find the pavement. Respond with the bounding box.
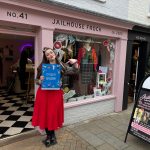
[0,103,149,150]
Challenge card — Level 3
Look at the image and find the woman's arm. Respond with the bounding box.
[35,63,44,85]
[64,59,79,74]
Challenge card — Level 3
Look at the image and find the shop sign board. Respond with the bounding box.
[125,74,150,143]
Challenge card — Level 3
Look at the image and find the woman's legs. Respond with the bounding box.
[43,129,57,147]
[45,129,54,138]
[50,130,57,145]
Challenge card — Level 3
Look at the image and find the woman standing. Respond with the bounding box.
[32,47,78,147]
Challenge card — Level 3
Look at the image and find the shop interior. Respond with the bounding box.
[0,33,35,139]
[128,40,148,104]
[128,42,139,103]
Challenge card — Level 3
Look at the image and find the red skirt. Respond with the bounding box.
[32,87,64,130]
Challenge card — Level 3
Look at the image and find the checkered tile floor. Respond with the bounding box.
[0,90,34,139]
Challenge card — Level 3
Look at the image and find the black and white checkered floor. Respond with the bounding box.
[0,90,34,139]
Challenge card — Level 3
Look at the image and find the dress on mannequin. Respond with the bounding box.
[78,40,97,84]
[77,39,97,95]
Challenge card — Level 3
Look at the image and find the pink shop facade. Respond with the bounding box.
[0,0,133,125]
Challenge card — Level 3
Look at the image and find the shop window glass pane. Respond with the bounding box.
[53,33,115,103]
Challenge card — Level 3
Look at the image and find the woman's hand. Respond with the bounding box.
[67,59,77,65]
[36,76,44,85]
[68,59,79,69]
[40,76,44,81]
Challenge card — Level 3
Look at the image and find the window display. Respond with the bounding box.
[53,33,115,103]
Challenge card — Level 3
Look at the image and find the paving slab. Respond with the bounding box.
[1,103,150,150]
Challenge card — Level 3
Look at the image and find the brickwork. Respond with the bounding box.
[1,128,96,150]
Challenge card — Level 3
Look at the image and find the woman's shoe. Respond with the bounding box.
[50,136,57,145]
[42,136,51,147]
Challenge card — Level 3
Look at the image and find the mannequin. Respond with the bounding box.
[84,39,92,51]
[78,38,97,71]
[77,38,98,95]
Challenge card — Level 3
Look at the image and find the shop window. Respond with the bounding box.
[53,33,115,103]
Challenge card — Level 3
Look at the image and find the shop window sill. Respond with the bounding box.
[64,95,116,109]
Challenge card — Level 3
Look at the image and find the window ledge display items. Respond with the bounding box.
[103,40,115,64]
[96,66,112,96]
[53,33,115,103]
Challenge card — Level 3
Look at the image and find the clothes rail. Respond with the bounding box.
[76,39,101,44]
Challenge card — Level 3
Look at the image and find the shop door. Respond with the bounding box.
[128,41,147,103]
[128,43,139,103]
[123,40,148,110]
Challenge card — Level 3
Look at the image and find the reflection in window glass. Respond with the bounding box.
[54,33,115,103]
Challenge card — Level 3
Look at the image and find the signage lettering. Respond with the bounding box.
[112,30,122,35]
[136,36,146,41]
[7,11,28,20]
[52,19,101,32]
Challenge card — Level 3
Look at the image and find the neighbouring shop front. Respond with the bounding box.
[0,0,133,139]
[123,26,150,110]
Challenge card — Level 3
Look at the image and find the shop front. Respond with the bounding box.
[123,26,150,110]
[0,0,133,138]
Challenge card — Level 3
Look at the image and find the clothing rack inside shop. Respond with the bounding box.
[75,38,102,44]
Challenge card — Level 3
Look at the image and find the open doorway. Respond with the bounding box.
[128,42,139,103]
[0,33,35,139]
[128,40,147,104]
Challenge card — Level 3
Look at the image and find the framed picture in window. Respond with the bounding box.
[97,73,106,88]
[99,66,108,74]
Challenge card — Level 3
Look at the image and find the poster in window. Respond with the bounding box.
[41,64,61,90]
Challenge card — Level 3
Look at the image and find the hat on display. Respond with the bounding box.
[103,40,109,46]
[55,34,68,42]
[53,41,62,50]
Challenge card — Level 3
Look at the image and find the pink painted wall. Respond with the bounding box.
[0,0,133,111]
